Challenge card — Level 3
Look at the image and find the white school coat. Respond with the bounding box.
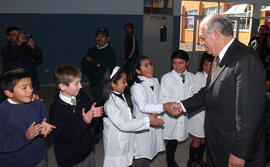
[160,70,194,141]
[130,76,165,160]
[188,71,207,138]
[103,93,150,167]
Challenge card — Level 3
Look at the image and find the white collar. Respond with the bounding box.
[96,43,108,49]
[59,91,76,106]
[172,69,186,75]
[218,38,235,62]
[202,71,208,77]
[7,98,18,104]
[138,75,154,86]
[112,91,122,95]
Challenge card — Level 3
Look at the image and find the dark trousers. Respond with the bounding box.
[166,140,178,167]
[133,158,150,167]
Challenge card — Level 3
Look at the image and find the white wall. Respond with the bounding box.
[0,0,143,14]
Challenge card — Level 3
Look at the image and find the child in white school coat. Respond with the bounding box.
[159,50,194,167]
[97,66,164,167]
[187,52,214,167]
[129,56,175,167]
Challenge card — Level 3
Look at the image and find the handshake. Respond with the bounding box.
[164,102,183,115]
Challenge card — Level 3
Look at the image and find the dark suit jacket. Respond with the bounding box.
[183,39,267,167]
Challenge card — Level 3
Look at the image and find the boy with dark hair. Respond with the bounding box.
[50,64,103,167]
[160,50,194,167]
[0,67,55,167]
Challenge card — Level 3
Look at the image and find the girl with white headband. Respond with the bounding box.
[97,66,164,167]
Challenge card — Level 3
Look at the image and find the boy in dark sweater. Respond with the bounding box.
[0,67,55,167]
[50,64,103,167]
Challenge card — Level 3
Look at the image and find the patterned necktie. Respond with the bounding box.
[211,56,220,80]
[71,97,76,106]
[180,73,185,84]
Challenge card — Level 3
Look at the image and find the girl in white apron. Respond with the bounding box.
[98,66,164,167]
[130,56,175,167]
[187,52,214,167]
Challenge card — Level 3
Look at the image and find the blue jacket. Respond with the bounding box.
[0,100,47,167]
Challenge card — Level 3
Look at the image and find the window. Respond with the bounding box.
[184,10,198,29]
[224,4,251,30]
[203,7,218,15]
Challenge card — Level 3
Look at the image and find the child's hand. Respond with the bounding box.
[40,118,56,137]
[82,108,94,124]
[25,122,42,140]
[168,103,182,116]
[149,113,164,126]
[31,94,42,101]
[90,102,103,117]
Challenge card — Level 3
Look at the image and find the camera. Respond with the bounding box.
[25,34,33,42]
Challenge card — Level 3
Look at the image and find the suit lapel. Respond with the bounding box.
[208,62,226,88]
[207,39,239,89]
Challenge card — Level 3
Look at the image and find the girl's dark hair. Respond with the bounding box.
[198,52,214,72]
[128,56,150,85]
[171,50,189,62]
[97,66,126,106]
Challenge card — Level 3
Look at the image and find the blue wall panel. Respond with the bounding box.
[0,14,143,83]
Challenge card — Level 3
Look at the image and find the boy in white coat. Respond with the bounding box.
[160,50,194,167]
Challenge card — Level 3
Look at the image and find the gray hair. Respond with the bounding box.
[201,14,233,37]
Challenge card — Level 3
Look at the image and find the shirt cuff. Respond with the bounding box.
[180,102,187,112]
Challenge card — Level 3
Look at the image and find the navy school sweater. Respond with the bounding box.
[0,99,47,167]
[49,90,98,166]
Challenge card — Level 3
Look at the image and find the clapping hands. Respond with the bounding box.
[82,102,103,124]
[25,119,56,140]
[40,118,56,137]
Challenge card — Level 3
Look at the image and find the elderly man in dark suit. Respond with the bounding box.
[171,15,267,167]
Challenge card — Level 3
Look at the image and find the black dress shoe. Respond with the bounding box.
[168,161,179,167]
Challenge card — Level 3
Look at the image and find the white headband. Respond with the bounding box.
[110,66,120,79]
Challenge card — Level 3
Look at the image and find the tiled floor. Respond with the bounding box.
[46,136,192,167]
